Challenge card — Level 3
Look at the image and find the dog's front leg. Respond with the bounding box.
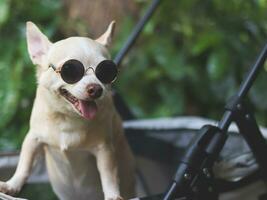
[0,133,42,195]
[95,144,122,200]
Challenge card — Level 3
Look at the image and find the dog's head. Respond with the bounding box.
[26,21,116,120]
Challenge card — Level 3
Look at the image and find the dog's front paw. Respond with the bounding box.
[106,196,124,200]
[0,181,20,195]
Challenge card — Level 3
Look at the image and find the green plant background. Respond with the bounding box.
[1,0,267,151]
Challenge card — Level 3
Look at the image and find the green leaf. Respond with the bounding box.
[207,51,229,80]
[0,0,10,27]
[0,61,23,130]
[192,32,222,55]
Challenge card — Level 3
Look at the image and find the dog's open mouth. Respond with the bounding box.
[59,88,97,120]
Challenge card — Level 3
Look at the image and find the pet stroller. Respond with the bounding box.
[1,0,267,199]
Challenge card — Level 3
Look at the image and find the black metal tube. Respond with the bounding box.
[237,43,267,98]
[114,0,161,66]
[163,182,178,200]
[234,105,267,181]
[218,111,233,132]
[219,43,267,131]
[113,0,161,120]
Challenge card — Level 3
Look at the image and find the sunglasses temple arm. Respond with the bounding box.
[49,64,56,71]
[49,64,62,73]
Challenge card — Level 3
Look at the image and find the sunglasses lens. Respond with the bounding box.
[61,60,84,84]
[95,60,118,84]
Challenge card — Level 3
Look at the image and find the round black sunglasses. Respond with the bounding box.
[49,59,118,84]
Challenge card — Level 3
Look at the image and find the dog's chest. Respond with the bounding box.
[44,147,103,200]
[37,116,105,151]
[58,131,84,151]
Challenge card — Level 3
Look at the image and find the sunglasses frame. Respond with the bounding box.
[49,59,118,84]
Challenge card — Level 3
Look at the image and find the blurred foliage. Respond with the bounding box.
[1,0,267,150]
[114,0,267,122]
[0,0,62,150]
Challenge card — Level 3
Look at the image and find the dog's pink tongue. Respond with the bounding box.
[79,100,97,120]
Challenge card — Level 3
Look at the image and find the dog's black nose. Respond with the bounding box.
[87,84,103,99]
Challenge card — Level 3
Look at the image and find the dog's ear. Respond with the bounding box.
[95,21,116,47]
[26,21,52,65]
